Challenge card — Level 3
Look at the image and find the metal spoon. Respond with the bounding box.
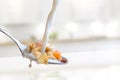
[0,28,68,66]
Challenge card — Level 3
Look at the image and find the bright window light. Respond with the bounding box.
[65,22,79,33]
[90,21,105,36]
[106,20,119,38]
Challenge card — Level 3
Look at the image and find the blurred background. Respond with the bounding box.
[1,0,120,80]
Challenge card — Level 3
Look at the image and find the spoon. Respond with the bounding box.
[0,28,68,67]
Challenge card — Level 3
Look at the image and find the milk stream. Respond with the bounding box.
[41,0,59,53]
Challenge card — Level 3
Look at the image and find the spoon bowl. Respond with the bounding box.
[0,28,68,66]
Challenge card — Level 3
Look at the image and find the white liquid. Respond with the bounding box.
[41,0,59,53]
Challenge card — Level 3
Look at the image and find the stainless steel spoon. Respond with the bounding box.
[0,28,68,67]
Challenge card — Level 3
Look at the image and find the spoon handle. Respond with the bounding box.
[0,27,26,52]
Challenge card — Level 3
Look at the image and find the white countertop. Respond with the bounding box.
[0,50,120,73]
[1,40,120,80]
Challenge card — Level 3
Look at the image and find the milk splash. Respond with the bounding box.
[41,0,59,53]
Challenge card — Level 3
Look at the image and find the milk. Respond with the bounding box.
[41,0,59,53]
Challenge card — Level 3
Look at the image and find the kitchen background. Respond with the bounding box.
[0,0,120,80]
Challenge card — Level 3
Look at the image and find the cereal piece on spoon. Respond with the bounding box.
[27,42,63,64]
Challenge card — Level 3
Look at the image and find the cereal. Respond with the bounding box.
[28,42,62,64]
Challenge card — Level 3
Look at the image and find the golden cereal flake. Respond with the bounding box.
[32,48,41,58]
[37,53,48,64]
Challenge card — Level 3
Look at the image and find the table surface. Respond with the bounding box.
[0,50,120,73]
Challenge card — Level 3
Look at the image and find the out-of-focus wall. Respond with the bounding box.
[0,0,120,24]
[1,0,120,42]
[0,0,72,24]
